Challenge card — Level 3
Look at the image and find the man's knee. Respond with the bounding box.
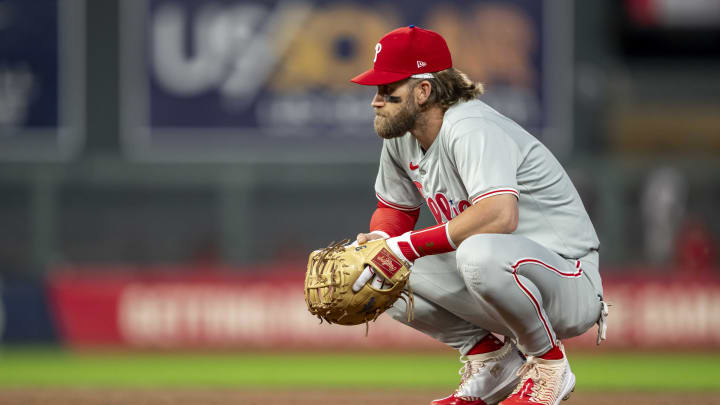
[456,234,511,295]
[456,234,508,269]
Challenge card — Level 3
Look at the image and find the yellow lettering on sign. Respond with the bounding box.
[426,4,536,88]
[270,5,399,92]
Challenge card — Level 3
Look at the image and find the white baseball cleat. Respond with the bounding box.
[499,343,575,405]
[431,341,525,405]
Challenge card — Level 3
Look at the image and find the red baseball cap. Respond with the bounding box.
[351,25,452,86]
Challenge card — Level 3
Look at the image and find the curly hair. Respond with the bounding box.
[410,68,483,110]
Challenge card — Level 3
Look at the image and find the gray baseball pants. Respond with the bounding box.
[387,233,604,356]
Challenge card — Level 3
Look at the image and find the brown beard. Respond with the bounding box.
[374,97,420,139]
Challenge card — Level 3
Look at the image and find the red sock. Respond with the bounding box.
[539,345,564,360]
[467,334,504,355]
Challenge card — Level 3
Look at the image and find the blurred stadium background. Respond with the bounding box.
[1,0,719,403]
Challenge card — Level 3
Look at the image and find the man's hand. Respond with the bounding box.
[352,230,391,292]
[355,230,389,245]
[384,232,415,266]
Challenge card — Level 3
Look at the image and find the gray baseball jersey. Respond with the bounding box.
[375,99,599,260]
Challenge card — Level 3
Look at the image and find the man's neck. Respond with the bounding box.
[410,106,445,150]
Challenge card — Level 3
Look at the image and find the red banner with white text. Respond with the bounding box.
[47,266,720,349]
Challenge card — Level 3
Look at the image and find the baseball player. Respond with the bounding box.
[349,26,607,405]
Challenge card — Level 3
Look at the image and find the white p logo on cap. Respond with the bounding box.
[373,43,382,63]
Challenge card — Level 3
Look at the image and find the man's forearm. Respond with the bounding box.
[367,194,519,265]
[447,194,519,246]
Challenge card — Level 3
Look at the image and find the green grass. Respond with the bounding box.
[0,348,719,391]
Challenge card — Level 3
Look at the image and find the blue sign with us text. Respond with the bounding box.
[122,0,568,162]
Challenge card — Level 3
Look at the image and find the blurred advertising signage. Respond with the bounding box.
[620,0,720,58]
[121,0,574,162]
[47,270,442,349]
[0,0,85,161]
[624,0,720,28]
[47,269,720,349]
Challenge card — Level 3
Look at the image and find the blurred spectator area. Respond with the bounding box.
[0,161,380,273]
[1,158,718,275]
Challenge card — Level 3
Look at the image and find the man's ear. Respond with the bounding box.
[414,80,432,105]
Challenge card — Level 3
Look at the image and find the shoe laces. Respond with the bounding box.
[455,357,487,397]
[512,357,560,402]
[454,342,512,398]
[453,342,515,400]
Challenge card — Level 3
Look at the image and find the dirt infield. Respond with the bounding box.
[0,389,718,405]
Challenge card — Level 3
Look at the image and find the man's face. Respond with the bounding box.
[372,80,420,139]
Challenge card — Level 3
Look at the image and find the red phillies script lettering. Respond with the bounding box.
[436,194,452,220]
[426,192,471,223]
[371,248,403,279]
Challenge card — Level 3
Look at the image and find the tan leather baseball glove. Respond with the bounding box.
[304,238,413,333]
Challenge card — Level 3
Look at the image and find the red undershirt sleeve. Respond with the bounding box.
[369,201,420,237]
